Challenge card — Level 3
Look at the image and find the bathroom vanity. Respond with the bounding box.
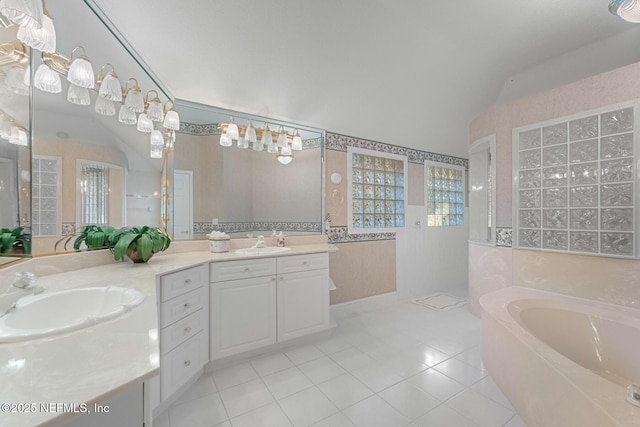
[0,238,334,427]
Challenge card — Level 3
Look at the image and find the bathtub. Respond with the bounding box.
[480,287,640,427]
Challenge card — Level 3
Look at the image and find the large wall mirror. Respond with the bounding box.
[174,101,324,240]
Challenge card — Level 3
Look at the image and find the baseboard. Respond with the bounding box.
[330,291,398,318]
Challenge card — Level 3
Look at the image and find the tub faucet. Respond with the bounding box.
[628,384,640,407]
[252,235,266,248]
[0,272,45,317]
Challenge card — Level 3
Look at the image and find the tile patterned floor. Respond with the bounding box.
[153,297,528,427]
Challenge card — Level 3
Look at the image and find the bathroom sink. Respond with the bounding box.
[235,247,292,256]
[0,286,145,343]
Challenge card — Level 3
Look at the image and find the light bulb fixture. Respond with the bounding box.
[276,126,288,148]
[609,0,640,22]
[137,113,153,133]
[245,121,257,144]
[67,46,94,89]
[123,78,144,112]
[252,137,264,151]
[17,11,55,52]
[33,63,60,93]
[162,100,180,130]
[261,124,273,147]
[0,120,11,139]
[291,129,302,151]
[97,63,122,102]
[237,137,248,149]
[0,0,43,30]
[219,133,232,147]
[145,90,163,122]
[8,126,27,146]
[150,143,162,159]
[277,146,293,165]
[118,104,137,125]
[94,96,115,116]
[267,141,278,154]
[66,83,90,106]
[5,66,28,96]
[226,117,239,140]
[150,129,164,146]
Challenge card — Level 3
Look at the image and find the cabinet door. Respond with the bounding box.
[277,269,329,342]
[210,276,277,359]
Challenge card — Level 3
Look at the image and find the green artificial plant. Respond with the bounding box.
[109,226,171,263]
[0,227,31,254]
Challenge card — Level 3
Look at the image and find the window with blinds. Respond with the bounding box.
[80,163,109,225]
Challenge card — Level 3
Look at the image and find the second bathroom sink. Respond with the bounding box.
[235,247,292,256]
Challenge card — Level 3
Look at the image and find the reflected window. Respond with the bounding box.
[347,147,407,233]
[32,157,60,236]
[80,162,109,225]
[425,162,465,226]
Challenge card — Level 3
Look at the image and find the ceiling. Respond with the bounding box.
[85,1,640,158]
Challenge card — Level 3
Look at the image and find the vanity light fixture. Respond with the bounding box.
[0,119,11,139]
[66,46,94,89]
[219,132,232,147]
[96,63,122,102]
[150,129,164,146]
[162,101,180,130]
[245,121,257,144]
[136,113,153,132]
[277,146,293,165]
[16,5,55,53]
[276,125,288,148]
[8,126,27,146]
[67,83,90,106]
[291,129,302,151]
[150,143,162,159]
[609,0,640,22]
[237,136,248,149]
[123,78,144,112]
[0,0,43,30]
[267,140,278,154]
[94,95,115,116]
[226,117,239,140]
[261,124,273,150]
[145,90,163,122]
[118,104,137,125]
[33,62,60,93]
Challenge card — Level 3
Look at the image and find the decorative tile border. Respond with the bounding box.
[496,227,513,247]
[325,132,469,169]
[61,223,76,236]
[327,226,396,243]
[194,221,322,235]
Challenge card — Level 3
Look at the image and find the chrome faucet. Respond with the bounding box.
[0,272,45,317]
[252,235,266,248]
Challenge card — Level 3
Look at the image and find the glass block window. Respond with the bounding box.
[32,157,59,236]
[80,162,109,225]
[347,147,406,233]
[514,104,637,257]
[425,162,465,226]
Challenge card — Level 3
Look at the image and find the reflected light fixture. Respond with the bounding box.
[276,126,287,148]
[162,101,180,130]
[237,136,248,149]
[67,83,90,106]
[97,63,122,102]
[124,78,144,112]
[245,121,257,144]
[226,117,239,140]
[66,46,94,89]
[609,0,640,22]
[261,124,273,149]
[277,145,293,165]
[0,0,43,29]
[94,96,115,116]
[291,129,302,151]
[150,143,162,159]
[33,63,60,93]
[17,8,55,53]
[219,133,232,147]
[5,66,28,95]
[137,113,153,133]
[0,120,11,139]
[118,104,137,125]
[145,90,163,122]
[150,129,163,146]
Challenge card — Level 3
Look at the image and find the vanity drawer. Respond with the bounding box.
[159,286,207,326]
[211,258,277,282]
[277,253,328,274]
[160,308,207,355]
[160,264,207,302]
[160,331,208,400]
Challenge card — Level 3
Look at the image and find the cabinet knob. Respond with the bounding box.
[184,278,192,285]
[279,276,284,281]
[184,360,191,367]
[184,326,192,333]
[184,302,191,309]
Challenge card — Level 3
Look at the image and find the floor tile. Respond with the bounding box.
[278,387,338,427]
[342,395,411,427]
[400,343,451,367]
[350,362,404,392]
[214,422,231,427]
[424,336,468,356]
[218,378,274,418]
[432,357,486,386]
[213,362,259,391]
[471,376,513,410]
[229,402,293,427]
[328,347,376,372]
[152,410,170,427]
[503,414,529,427]
[407,368,466,402]
[250,352,295,377]
[310,412,356,427]
[382,354,428,378]
[316,373,374,409]
[173,373,217,406]
[413,404,477,427]
[284,344,325,365]
[446,388,514,427]
[298,356,347,384]
[314,335,353,355]
[262,366,314,400]
[378,381,440,420]
[454,346,485,369]
[168,393,228,427]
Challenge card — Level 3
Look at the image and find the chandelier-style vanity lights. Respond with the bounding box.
[218,119,303,165]
[0,0,180,158]
[609,0,640,21]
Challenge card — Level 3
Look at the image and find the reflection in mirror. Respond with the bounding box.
[0,24,31,263]
[174,101,324,240]
[29,1,173,255]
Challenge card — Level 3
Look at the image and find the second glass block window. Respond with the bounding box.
[348,147,406,232]
[426,162,465,226]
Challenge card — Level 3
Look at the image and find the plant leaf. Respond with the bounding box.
[113,233,138,261]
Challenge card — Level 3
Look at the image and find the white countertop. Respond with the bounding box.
[0,241,335,426]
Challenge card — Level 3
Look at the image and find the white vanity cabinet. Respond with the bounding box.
[157,264,209,401]
[210,253,329,360]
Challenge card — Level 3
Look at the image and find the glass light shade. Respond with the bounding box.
[276,126,288,148]
[137,113,153,133]
[6,67,28,96]
[67,83,90,106]
[8,127,27,146]
[163,110,180,130]
[98,74,122,102]
[150,130,164,146]
[252,139,264,151]
[125,88,144,112]
[94,96,115,116]
[0,0,43,29]
[291,130,303,151]
[277,154,293,165]
[267,142,278,154]
[67,57,94,89]
[146,100,163,122]
[150,143,163,159]
[280,145,292,156]
[219,133,232,147]
[609,0,640,22]
[8,126,18,144]
[34,63,61,93]
[237,137,248,149]
[118,104,137,125]
[245,122,257,143]
[226,119,239,140]
[261,125,272,147]
[17,13,55,52]
[0,121,11,139]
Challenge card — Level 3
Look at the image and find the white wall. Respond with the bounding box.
[125,170,161,227]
